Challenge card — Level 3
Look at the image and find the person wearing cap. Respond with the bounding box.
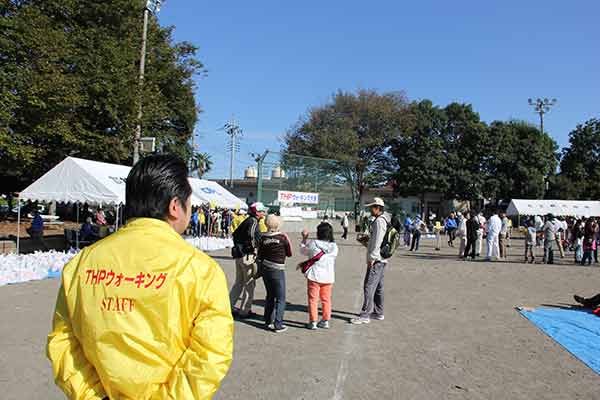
[230,202,267,317]
[351,197,389,325]
[47,155,233,399]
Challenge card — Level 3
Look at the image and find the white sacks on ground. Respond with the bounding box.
[0,250,78,286]
[185,236,233,252]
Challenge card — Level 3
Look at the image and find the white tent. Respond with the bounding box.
[16,157,246,253]
[20,157,129,205]
[506,199,600,217]
[188,178,248,210]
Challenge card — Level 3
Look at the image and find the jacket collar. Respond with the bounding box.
[124,217,180,239]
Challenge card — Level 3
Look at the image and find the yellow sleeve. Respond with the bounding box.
[47,283,106,400]
[156,264,234,400]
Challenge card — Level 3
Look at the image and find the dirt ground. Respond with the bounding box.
[0,233,599,399]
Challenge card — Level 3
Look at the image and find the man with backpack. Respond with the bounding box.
[351,197,390,325]
[230,202,267,317]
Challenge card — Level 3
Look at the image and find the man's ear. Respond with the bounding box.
[167,197,180,220]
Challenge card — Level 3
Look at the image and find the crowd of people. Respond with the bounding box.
[43,154,598,399]
[378,208,600,266]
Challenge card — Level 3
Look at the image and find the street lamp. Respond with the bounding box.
[133,0,164,165]
[528,97,557,135]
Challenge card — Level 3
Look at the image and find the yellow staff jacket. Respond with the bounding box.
[47,218,233,400]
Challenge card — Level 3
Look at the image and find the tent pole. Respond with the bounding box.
[16,197,21,255]
[76,203,79,249]
[115,204,119,230]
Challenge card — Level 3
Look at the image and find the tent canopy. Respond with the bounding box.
[20,157,129,205]
[506,199,600,217]
[19,157,245,209]
[188,178,248,210]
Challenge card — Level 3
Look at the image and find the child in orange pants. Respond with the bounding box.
[300,223,339,330]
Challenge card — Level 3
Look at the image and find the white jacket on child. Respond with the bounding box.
[300,239,338,284]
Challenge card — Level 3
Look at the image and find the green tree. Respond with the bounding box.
[0,0,203,193]
[484,120,558,200]
[442,103,491,203]
[553,118,600,199]
[388,100,449,211]
[284,89,408,216]
[192,152,213,178]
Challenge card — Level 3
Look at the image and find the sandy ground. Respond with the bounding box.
[0,234,599,399]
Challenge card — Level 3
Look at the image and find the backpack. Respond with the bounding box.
[379,217,400,259]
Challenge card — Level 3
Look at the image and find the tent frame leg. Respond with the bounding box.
[76,203,80,249]
[16,197,21,255]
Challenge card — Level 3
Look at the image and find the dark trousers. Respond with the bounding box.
[342,227,348,239]
[262,267,286,329]
[581,293,600,308]
[410,230,421,251]
[582,250,593,266]
[447,228,456,245]
[359,261,385,318]
[464,237,476,259]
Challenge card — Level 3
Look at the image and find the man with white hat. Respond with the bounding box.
[230,202,267,317]
[351,197,389,325]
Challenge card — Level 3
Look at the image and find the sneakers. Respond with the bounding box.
[273,325,288,333]
[306,321,318,330]
[317,320,330,329]
[370,314,385,321]
[350,317,371,325]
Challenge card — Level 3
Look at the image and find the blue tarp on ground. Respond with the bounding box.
[520,307,600,375]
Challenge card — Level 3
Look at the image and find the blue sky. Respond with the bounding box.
[159,1,599,179]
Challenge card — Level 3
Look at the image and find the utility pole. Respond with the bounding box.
[133,0,163,165]
[252,151,269,203]
[223,116,242,188]
[528,97,557,135]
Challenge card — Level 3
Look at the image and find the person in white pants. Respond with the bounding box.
[476,212,486,256]
[486,211,502,261]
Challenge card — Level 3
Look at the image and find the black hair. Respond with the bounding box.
[125,155,192,221]
[317,222,335,242]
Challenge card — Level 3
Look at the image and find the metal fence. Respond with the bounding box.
[255,151,355,215]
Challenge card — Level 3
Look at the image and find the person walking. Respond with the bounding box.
[499,211,509,260]
[341,212,350,240]
[230,202,267,317]
[543,214,558,264]
[433,219,443,251]
[403,215,413,247]
[464,212,479,260]
[475,212,486,257]
[257,215,292,333]
[300,223,339,330]
[525,219,536,263]
[410,215,426,251]
[445,212,458,247]
[486,210,502,261]
[457,212,468,259]
[47,155,233,399]
[582,219,596,266]
[573,219,584,264]
[351,198,389,325]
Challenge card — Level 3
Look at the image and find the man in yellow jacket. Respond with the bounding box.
[47,155,233,400]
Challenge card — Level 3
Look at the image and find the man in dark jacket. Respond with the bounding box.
[230,202,266,317]
[464,211,479,260]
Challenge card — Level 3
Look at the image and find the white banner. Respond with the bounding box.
[278,190,319,204]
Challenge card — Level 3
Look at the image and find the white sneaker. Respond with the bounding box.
[350,317,370,325]
[306,321,318,330]
[371,314,385,321]
[317,320,330,329]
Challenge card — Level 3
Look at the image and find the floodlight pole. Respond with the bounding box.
[224,116,242,188]
[528,97,557,135]
[253,151,269,203]
[133,1,163,165]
